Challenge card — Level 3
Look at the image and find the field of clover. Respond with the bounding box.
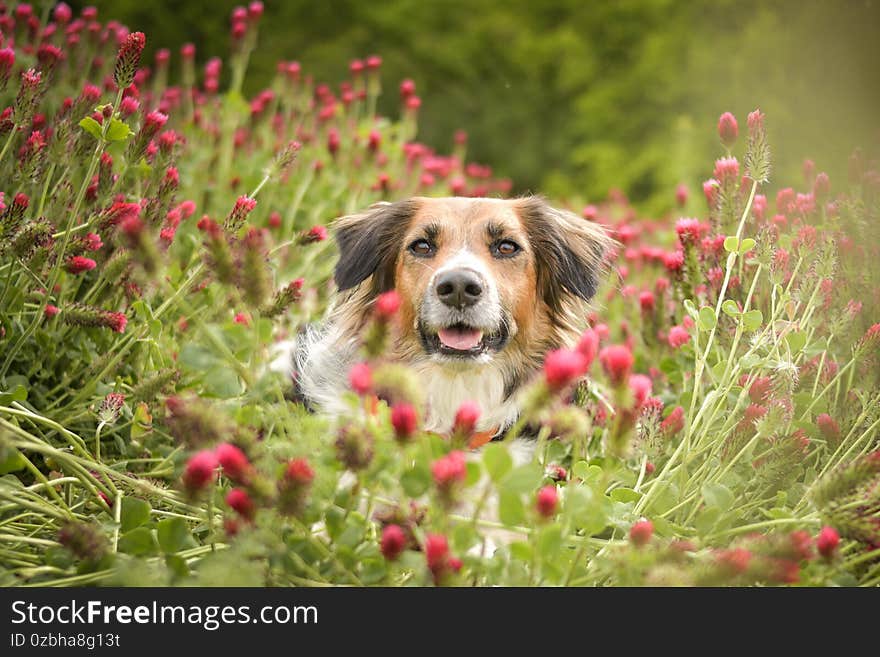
[0,2,878,587]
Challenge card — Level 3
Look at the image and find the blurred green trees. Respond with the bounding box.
[76,0,879,212]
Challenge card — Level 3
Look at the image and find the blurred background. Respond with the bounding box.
[73,0,879,213]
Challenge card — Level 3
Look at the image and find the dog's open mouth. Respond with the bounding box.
[419,321,509,357]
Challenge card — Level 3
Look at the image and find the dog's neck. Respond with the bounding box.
[408,358,520,435]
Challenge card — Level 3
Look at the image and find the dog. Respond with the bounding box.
[291,195,612,456]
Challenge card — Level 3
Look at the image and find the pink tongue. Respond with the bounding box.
[438,327,483,350]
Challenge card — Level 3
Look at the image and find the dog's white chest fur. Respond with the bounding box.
[410,359,518,435]
[279,331,519,437]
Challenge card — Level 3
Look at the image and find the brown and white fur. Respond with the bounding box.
[291,196,612,455]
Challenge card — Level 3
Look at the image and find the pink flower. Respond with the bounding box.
[114,31,145,88]
[327,128,340,156]
[576,327,600,369]
[215,443,251,484]
[629,520,654,547]
[599,345,634,386]
[453,401,480,435]
[143,110,168,134]
[54,2,73,24]
[225,195,257,231]
[628,374,652,408]
[104,312,127,333]
[543,348,587,392]
[390,403,418,441]
[639,290,655,313]
[431,451,467,489]
[425,533,450,579]
[816,414,841,444]
[399,78,416,99]
[348,362,372,395]
[233,312,250,326]
[82,233,103,251]
[662,250,684,274]
[661,406,684,436]
[813,172,830,202]
[226,488,255,520]
[374,290,401,319]
[0,48,14,84]
[816,526,840,559]
[667,325,690,348]
[747,108,765,135]
[675,184,688,207]
[65,256,97,274]
[713,156,740,185]
[44,304,60,319]
[182,450,218,493]
[717,112,738,147]
[535,485,558,518]
[675,217,703,246]
[285,458,314,485]
[746,376,772,403]
[716,547,751,575]
[381,524,406,561]
[702,178,719,207]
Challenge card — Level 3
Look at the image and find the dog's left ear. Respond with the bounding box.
[518,196,613,313]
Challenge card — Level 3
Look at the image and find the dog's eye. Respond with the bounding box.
[408,239,435,257]
[492,240,520,258]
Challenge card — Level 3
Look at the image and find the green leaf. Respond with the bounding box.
[359,558,387,585]
[0,447,26,474]
[723,236,739,253]
[165,554,190,579]
[178,343,220,372]
[509,541,533,562]
[130,402,152,441]
[120,497,151,532]
[117,527,157,555]
[694,506,721,534]
[563,486,609,535]
[400,464,430,497]
[203,365,244,398]
[78,116,103,140]
[698,305,717,331]
[739,238,756,254]
[785,330,807,354]
[482,443,513,482]
[742,309,763,332]
[536,524,563,560]
[501,462,543,495]
[721,300,740,317]
[683,299,698,320]
[499,489,525,526]
[702,482,734,511]
[157,517,192,554]
[465,461,481,486]
[452,524,478,553]
[0,384,28,404]
[106,117,133,141]
[609,487,642,503]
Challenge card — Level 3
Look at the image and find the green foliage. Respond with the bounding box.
[84,0,880,212]
[0,1,877,589]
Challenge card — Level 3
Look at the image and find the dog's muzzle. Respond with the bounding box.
[418,266,510,358]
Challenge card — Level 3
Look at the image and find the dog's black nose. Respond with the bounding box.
[435,269,484,308]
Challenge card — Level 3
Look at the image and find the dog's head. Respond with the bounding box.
[333,196,612,368]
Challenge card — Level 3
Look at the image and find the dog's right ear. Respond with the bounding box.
[333,199,418,294]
